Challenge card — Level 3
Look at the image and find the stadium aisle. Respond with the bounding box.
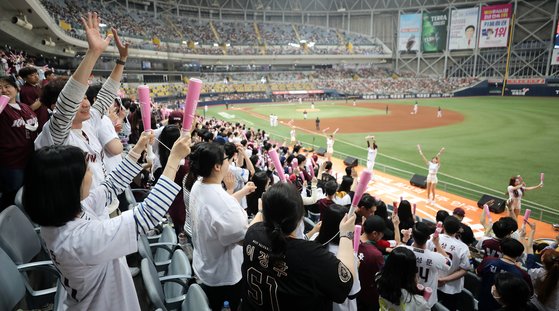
[326,157,556,240]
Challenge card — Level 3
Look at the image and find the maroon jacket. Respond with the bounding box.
[0,103,38,169]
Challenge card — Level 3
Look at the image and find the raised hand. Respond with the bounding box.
[111,27,129,60]
[80,12,112,55]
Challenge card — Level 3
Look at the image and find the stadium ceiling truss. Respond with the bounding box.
[114,0,558,78]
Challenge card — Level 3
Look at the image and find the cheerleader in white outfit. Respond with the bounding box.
[323,128,338,162]
[366,135,378,176]
[417,145,445,204]
[506,175,543,217]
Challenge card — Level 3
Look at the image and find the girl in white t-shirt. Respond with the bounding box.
[417,145,444,205]
[506,175,543,217]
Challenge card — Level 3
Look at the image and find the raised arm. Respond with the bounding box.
[366,135,375,147]
[436,147,445,159]
[48,12,111,145]
[417,144,429,165]
[134,135,192,235]
[91,27,129,117]
[524,182,543,191]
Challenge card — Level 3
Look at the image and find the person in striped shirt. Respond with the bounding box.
[23,131,191,310]
[34,13,128,192]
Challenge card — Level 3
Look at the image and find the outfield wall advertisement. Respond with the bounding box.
[478,4,513,48]
[449,7,479,50]
[398,14,422,52]
[421,11,448,52]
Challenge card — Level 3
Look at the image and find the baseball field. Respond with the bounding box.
[199,97,559,223]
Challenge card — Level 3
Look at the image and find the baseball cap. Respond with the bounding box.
[168,111,183,125]
[453,208,465,217]
[363,215,387,234]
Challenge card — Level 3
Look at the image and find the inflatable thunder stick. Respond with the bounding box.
[349,170,372,215]
[268,149,286,183]
[434,221,443,238]
[523,209,531,224]
[182,78,203,133]
[0,95,9,115]
[138,86,154,162]
[353,225,362,253]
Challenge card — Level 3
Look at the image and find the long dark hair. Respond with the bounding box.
[508,176,524,198]
[535,250,559,304]
[158,125,180,169]
[338,176,353,194]
[246,170,270,216]
[23,145,86,227]
[315,204,348,246]
[188,142,224,178]
[494,272,532,310]
[397,200,415,230]
[261,183,305,264]
[377,247,421,305]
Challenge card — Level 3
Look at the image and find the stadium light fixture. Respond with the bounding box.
[337,8,346,12]
[42,38,56,47]
[12,15,33,30]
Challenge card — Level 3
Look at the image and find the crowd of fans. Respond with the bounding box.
[40,0,386,55]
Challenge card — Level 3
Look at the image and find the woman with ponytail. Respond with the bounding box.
[241,182,357,311]
[188,142,256,311]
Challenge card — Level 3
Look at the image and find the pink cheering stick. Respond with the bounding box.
[523,209,532,224]
[413,203,417,216]
[182,78,203,134]
[291,158,299,171]
[434,221,443,238]
[392,201,399,216]
[423,287,433,301]
[483,204,492,223]
[0,95,9,114]
[353,225,362,253]
[138,86,155,162]
[349,170,372,215]
[268,149,286,182]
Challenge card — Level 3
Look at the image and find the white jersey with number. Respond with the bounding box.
[399,245,450,307]
[427,234,471,294]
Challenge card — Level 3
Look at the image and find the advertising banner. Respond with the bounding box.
[478,4,513,48]
[399,14,422,51]
[552,49,559,65]
[449,7,479,50]
[422,11,448,52]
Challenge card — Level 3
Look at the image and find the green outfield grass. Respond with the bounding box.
[199,97,559,222]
